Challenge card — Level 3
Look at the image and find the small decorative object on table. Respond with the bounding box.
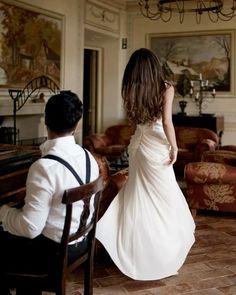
[190,73,216,116]
[176,74,191,115]
[109,147,129,173]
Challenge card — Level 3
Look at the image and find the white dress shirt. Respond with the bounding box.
[0,136,99,242]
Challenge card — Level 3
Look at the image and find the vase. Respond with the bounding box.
[178,100,187,115]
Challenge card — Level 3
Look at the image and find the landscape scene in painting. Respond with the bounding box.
[0,1,62,87]
[150,31,231,92]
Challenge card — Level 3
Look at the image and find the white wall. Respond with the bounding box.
[0,0,85,143]
[0,0,128,143]
[126,8,236,145]
[3,1,234,146]
[84,3,128,131]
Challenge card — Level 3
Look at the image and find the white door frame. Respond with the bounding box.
[84,46,103,133]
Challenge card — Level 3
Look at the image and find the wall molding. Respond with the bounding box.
[85,1,120,34]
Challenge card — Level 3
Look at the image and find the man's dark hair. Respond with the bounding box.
[45,90,83,133]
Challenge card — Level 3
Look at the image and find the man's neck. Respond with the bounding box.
[47,130,73,140]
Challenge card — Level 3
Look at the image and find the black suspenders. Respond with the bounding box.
[43,149,91,184]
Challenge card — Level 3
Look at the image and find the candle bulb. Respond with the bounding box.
[190,80,193,86]
[196,92,199,99]
[212,88,216,95]
[190,88,193,94]
[206,80,209,86]
[199,73,202,80]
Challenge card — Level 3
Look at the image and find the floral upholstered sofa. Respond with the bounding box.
[184,150,236,216]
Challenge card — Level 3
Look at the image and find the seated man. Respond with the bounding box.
[0,91,99,295]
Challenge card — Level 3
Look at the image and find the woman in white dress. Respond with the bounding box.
[96,48,195,280]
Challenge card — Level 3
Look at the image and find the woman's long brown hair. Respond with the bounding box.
[121,48,169,125]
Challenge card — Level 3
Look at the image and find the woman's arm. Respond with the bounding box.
[162,85,178,165]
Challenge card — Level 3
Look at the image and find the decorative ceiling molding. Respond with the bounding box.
[95,0,126,10]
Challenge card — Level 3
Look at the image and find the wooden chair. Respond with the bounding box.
[3,176,104,295]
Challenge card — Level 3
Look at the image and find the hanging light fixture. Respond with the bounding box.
[139,0,236,23]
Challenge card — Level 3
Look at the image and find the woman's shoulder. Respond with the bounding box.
[164,82,174,92]
[163,83,174,100]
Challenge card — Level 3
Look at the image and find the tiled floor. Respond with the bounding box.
[66,211,236,295]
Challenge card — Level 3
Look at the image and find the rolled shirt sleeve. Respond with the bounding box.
[0,162,54,238]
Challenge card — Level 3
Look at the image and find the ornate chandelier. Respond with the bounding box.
[138,0,236,23]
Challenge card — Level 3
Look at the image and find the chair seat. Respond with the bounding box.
[177,149,193,160]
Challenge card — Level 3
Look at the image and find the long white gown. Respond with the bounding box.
[96,119,195,280]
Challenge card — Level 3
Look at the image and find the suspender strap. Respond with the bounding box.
[84,149,91,184]
[43,149,91,185]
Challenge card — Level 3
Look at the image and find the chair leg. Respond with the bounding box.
[56,277,66,295]
[84,258,93,295]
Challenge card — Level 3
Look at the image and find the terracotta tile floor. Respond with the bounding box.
[66,211,236,295]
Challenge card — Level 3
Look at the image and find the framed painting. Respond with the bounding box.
[147,30,234,95]
[0,0,63,88]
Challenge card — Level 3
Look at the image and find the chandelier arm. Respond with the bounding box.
[176,0,184,13]
[139,0,162,20]
[218,13,234,21]
[138,0,236,23]
[179,11,184,23]
[160,8,172,22]
[207,10,220,23]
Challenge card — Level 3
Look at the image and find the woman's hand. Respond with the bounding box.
[169,147,178,165]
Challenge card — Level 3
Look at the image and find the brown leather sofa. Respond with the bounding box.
[184,150,236,216]
[83,124,134,161]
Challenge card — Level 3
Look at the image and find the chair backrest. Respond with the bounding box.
[3,176,104,295]
[58,176,104,294]
[105,124,134,145]
[92,153,110,184]
[175,127,219,149]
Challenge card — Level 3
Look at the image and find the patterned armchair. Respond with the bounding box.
[184,150,236,216]
[83,124,134,161]
[174,127,219,177]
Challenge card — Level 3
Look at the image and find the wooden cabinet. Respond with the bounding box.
[172,114,224,144]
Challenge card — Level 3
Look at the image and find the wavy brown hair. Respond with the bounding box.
[122,48,169,125]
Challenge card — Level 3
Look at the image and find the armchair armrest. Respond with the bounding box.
[83,134,112,152]
[184,162,236,184]
[220,145,236,152]
[202,150,236,167]
[193,139,217,160]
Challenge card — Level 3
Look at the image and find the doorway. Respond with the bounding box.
[83,48,102,138]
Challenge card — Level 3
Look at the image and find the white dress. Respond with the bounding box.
[96,119,195,280]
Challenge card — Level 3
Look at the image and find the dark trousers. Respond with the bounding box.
[0,227,88,295]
